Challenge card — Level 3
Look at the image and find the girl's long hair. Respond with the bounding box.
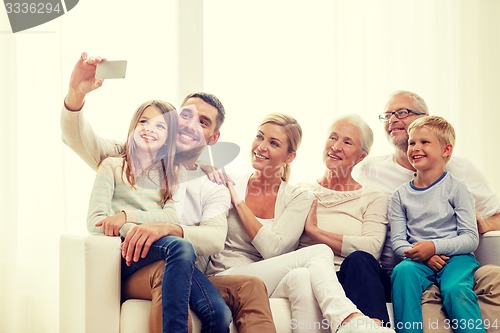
[121,100,179,205]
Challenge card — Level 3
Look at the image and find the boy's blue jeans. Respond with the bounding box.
[391,254,484,333]
[121,235,232,333]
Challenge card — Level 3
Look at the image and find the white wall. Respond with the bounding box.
[1,1,499,332]
[204,0,500,193]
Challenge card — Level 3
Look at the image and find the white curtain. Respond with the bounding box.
[1,1,499,332]
[1,18,65,332]
[0,1,178,332]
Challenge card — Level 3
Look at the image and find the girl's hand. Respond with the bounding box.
[65,52,106,110]
[95,211,126,236]
[425,254,449,272]
[304,198,319,235]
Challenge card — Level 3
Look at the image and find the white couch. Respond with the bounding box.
[60,231,500,333]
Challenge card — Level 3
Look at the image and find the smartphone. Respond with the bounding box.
[95,60,127,79]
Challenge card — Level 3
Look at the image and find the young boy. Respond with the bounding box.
[388,116,484,333]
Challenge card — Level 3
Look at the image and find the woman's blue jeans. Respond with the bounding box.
[121,235,232,333]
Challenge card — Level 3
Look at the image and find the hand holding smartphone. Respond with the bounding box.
[95,60,127,79]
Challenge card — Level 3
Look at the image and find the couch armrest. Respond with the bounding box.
[475,231,500,266]
[60,234,122,333]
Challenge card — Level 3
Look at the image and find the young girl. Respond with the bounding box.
[87,100,231,333]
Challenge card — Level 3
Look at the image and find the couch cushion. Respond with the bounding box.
[121,299,232,333]
[269,298,292,333]
[120,298,395,332]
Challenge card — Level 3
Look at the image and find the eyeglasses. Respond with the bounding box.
[378,108,425,122]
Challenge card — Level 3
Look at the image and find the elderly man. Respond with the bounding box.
[354,90,500,333]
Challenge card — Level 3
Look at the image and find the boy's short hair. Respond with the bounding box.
[408,115,456,161]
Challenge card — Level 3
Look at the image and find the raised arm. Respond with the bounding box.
[61,53,124,170]
[64,52,105,111]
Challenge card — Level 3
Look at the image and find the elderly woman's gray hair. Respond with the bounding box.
[328,114,374,154]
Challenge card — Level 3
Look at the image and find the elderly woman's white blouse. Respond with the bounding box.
[298,182,388,269]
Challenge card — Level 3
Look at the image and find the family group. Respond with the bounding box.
[60,53,500,333]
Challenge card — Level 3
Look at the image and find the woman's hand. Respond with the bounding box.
[95,211,126,236]
[227,181,243,206]
[305,198,319,235]
[425,254,449,272]
[404,240,435,262]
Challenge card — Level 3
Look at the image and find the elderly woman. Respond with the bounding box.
[299,115,391,326]
[205,113,395,333]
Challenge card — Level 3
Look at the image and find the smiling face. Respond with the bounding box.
[132,105,169,157]
[407,127,451,172]
[324,121,367,173]
[251,123,295,176]
[177,97,220,150]
[383,93,425,151]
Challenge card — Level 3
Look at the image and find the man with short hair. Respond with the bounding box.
[354,90,500,333]
[61,52,276,333]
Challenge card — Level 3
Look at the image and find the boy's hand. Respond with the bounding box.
[425,254,450,272]
[404,240,435,261]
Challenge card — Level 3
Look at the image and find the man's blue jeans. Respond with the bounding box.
[122,235,232,333]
